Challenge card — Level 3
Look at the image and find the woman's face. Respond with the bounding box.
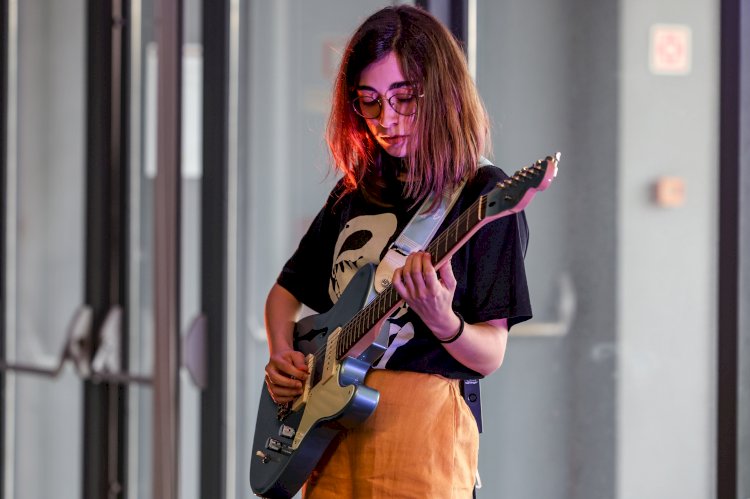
[355,52,419,158]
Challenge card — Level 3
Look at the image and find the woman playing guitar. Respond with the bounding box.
[262,5,533,498]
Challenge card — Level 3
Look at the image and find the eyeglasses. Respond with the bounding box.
[351,91,423,119]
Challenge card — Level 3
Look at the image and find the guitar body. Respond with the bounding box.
[250,264,382,498]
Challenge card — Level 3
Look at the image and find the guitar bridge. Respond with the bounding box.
[291,353,315,412]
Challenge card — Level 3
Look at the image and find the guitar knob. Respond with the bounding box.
[255,450,270,464]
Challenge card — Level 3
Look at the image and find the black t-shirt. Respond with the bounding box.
[277,164,532,379]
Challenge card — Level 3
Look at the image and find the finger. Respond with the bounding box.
[408,252,424,274]
[392,267,403,287]
[270,383,303,397]
[416,253,441,296]
[392,268,409,299]
[422,268,440,294]
[409,251,424,280]
[420,252,434,271]
[406,253,429,290]
[286,351,310,378]
[438,258,457,291]
[272,373,303,389]
[401,252,418,273]
[270,352,308,381]
[288,350,306,366]
[420,253,440,289]
[265,375,296,404]
[400,261,420,294]
[265,367,303,390]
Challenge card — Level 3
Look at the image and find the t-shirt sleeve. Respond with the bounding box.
[453,167,533,329]
[276,183,345,314]
[461,211,532,328]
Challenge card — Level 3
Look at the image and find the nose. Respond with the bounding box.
[377,99,399,128]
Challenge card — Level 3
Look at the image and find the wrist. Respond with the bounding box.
[269,341,295,356]
[435,311,465,344]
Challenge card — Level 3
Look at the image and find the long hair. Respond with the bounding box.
[326,5,492,203]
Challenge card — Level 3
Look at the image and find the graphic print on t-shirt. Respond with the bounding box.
[328,213,398,303]
[373,304,414,369]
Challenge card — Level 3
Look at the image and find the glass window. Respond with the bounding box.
[125,1,203,498]
[737,4,750,492]
[475,1,718,497]
[3,1,86,498]
[126,2,156,495]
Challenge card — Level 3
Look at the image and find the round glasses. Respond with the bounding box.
[351,91,422,119]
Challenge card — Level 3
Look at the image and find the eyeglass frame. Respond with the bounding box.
[350,89,424,119]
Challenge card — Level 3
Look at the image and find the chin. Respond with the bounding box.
[380,143,409,158]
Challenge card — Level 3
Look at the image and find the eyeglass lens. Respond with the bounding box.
[353,92,418,119]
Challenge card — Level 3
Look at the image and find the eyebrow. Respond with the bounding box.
[355,81,414,93]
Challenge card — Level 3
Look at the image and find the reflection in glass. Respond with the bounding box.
[3,1,86,498]
[126,1,203,498]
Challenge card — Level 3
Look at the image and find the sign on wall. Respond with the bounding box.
[649,24,692,76]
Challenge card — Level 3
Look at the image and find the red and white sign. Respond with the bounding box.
[649,24,692,75]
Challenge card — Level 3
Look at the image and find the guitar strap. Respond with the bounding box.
[374,158,493,438]
[373,180,465,293]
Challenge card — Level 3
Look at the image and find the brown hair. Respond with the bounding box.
[326,5,491,203]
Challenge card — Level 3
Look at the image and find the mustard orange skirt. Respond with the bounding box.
[302,370,479,499]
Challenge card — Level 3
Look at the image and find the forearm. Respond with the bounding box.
[429,315,508,376]
[263,283,310,403]
[264,283,302,354]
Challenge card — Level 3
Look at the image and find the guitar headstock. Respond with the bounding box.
[484,152,560,218]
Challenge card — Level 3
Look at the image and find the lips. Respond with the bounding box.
[379,135,407,145]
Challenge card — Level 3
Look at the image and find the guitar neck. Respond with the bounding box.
[334,195,487,360]
[333,153,559,360]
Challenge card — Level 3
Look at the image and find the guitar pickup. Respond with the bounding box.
[266,438,293,456]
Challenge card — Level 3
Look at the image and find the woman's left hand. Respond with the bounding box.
[391,252,462,340]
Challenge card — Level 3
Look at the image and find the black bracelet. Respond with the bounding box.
[438,312,465,344]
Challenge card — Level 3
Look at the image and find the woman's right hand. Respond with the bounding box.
[264,349,309,404]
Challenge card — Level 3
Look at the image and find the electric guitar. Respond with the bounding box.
[250,153,560,498]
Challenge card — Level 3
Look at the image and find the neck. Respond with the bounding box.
[359,153,410,207]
